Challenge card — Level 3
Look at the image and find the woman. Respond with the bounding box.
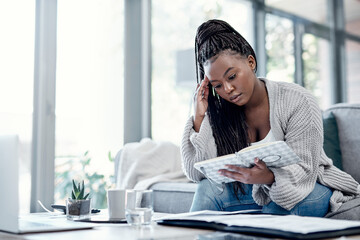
[181,19,360,217]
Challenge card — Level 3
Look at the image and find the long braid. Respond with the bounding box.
[194,19,257,195]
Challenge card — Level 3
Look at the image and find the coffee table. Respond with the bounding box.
[0,212,212,240]
[1,212,359,240]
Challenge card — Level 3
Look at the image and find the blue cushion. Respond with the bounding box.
[323,111,343,170]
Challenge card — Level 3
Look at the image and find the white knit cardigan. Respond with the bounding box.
[181,78,360,212]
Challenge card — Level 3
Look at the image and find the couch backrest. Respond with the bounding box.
[324,103,360,183]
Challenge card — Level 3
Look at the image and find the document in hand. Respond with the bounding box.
[194,141,301,184]
[157,211,360,240]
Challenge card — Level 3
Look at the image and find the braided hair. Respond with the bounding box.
[194,19,258,195]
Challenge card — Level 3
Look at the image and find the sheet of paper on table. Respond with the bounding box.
[156,210,360,234]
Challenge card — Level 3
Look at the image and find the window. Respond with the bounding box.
[344,0,360,37]
[0,0,35,213]
[302,34,331,109]
[151,0,253,145]
[265,14,295,83]
[265,0,328,25]
[344,0,360,103]
[346,40,360,103]
[55,0,124,208]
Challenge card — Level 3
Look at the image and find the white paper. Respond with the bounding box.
[154,209,260,221]
[158,211,360,234]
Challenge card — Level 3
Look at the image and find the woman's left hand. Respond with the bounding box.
[218,158,275,185]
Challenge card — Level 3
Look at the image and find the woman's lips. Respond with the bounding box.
[230,93,242,103]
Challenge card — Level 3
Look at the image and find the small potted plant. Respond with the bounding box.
[66,179,91,220]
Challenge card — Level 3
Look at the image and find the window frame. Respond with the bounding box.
[31,0,57,212]
[254,0,352,104]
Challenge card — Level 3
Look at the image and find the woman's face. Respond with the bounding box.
[204,52,257,107]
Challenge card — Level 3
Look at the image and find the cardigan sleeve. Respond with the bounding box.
[253,86,324,210]
[180,115,218,182]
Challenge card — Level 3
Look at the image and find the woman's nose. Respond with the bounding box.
[224,82,234,94]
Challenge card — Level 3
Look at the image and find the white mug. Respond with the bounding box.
[107,189,126,219]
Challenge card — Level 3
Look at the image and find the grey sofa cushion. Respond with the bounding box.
[325,103,360,183]
[150,182,197,213]
[323,111,343,170]
[325,198,360,220]
[323,104,360,221]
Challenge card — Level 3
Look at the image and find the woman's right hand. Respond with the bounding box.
[193,76,210,132]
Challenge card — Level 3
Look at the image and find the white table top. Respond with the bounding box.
[0,211,212,240]
[1,212,359,240]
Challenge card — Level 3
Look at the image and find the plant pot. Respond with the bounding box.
[66,198,91,220]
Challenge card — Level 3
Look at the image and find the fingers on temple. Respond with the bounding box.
[200,77,210,98]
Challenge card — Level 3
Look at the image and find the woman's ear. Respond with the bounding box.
[247,55,256,71]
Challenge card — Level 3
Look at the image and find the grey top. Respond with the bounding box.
[181,78,360,212]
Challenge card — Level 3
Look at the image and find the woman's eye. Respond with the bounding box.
[214,84,221,89]
[229,74,236,80]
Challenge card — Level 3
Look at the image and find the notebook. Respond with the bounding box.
[194,141,301,184]
[0,135,93,234]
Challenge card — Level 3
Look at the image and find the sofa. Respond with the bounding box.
[114,103,360,219]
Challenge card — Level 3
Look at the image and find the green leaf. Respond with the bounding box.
[84,158,91,166]
[72,180,78,193]
[79,181,85,199]
[71,190,76,200]
[83,193,90,200]
[108,151,114,162]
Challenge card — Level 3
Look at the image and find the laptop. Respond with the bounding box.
[0,135,93,234]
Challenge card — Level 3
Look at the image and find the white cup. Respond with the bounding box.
[107,189,126,220]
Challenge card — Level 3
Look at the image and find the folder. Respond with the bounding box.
[156,211,360,239]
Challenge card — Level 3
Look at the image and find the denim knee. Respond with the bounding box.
[196,178,216,195]
[263,183,332,217]
[190,179,220,212]
[292,183,332,217]
[191,180,261,212]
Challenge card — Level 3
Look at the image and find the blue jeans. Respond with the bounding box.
[190,179,332,217]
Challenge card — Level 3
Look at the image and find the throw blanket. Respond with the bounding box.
[116,138,188,190]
